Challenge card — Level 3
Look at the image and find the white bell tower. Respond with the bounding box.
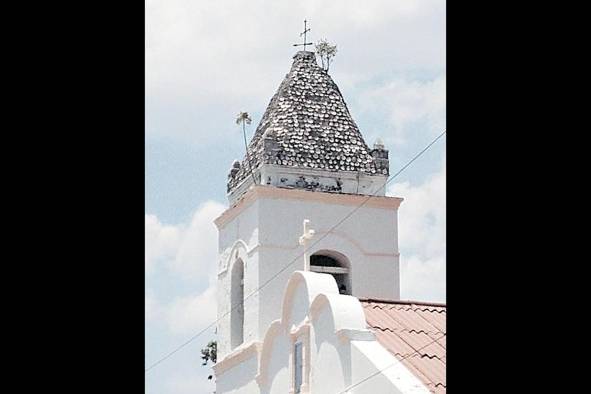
[214,51,403,360]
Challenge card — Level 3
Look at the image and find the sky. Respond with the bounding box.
[145,1,446,393]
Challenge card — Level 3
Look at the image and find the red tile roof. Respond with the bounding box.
[360,299,446,394]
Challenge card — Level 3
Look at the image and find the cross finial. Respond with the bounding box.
[298,219,315,271]
[293,19,313,52]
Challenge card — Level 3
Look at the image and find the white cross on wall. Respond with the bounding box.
[299,219,315,271]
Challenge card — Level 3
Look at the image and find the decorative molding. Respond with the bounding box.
[289,318,311,338]
[217,239,254,276]
[308,293,331,322]
[217,249,231,276]
[214,187,260,229]
[336,328,376,343]
[255,272,338,391]
[213,341,262,376]
[281,272,338,327]
[250,271,407,394]
[255,320,284,388]
[219,240,397,280]
[262,163,382,182]
[214,185,403,230]
[247,244,260,256]
[240,231,400,258]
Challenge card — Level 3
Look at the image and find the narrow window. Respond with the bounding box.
[294,341,303,393]
[231,259,244,349]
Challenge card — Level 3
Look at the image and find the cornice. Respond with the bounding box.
[213,341,262,376]
[215,186,403,230]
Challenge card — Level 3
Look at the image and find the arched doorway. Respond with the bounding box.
[310,251,351,295]
[230,259,244,349]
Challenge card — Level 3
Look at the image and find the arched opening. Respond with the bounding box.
[230,259,244,349]
[310,251,352,295]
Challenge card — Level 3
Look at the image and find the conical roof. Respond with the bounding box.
[228,51,385,192]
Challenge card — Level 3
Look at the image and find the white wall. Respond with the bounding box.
[213,271,430,394]
[215,351,260,394]
[216,186,401,361]
[257,191,400,342]
[217,199,261,359]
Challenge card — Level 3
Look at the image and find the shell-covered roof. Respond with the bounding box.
[228,51,386,192]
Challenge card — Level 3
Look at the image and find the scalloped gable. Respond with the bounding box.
[214,271,431,394]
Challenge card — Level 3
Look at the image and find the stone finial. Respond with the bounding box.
[373,138,385,150]
[227,160,242,192]
[229,160,241,179]
[370,138,389,175]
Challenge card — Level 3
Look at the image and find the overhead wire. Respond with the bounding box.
[145,130,446,373]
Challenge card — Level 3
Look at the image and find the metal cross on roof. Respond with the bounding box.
[293,19,313,52]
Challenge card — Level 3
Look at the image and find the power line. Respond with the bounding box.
[145,130,445,372]
[145,130,446,373]
[338,332,446,394]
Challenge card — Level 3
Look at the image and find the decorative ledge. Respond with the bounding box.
[336,328,376,342]
[213,341,262,376]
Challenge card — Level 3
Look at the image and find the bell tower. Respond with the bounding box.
[214,51,403,360]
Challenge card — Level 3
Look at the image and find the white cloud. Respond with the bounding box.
[146,0,446,143]
[389,159,446,302]
[145,294,163,322]
[166,281,218,335]
[145,202,221,394]
[357,75,446,146]
[145,201,226,279]
[146,201,224,336]
[172,201,226,279]
[145,214,181,274]
[400,254,445,302]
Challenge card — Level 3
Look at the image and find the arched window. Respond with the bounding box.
[230,259,244,349]
[310,251,352,295]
